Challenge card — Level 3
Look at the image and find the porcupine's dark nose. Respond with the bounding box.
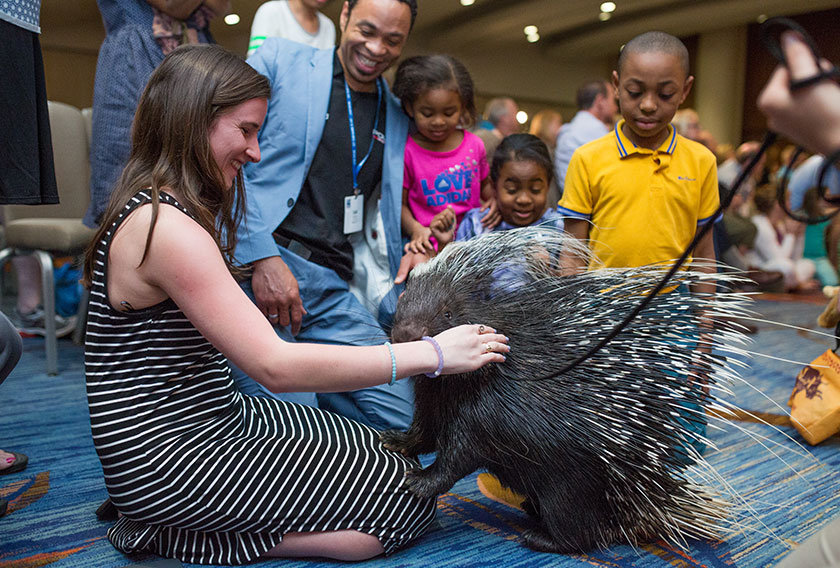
[390,322,427,344]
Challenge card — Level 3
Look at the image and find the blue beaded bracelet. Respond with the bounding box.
[384,341,397,386]
[421,336,444,378]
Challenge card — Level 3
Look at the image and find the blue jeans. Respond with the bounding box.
[230,247,414,431]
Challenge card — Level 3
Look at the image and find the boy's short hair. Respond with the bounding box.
[617,31,690,76]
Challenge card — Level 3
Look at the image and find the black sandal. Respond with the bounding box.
[95,498,119,521]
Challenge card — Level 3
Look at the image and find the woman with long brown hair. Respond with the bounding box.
[83,44,508,565]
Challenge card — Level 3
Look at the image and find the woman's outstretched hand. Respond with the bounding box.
[433,324,509,375]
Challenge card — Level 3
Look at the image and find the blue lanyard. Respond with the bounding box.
[345,77,383,195]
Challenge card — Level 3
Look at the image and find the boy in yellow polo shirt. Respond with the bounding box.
[559,30,719,273]
[558,31,717,459]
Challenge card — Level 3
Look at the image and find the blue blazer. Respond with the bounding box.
[237,38,409,283]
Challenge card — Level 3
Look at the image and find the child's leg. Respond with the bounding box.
[264,530,384,561]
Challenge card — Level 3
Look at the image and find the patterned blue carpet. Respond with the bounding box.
[1,296,839,568]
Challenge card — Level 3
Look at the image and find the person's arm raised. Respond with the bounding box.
[137,206,508,393]
[758,31,840,155]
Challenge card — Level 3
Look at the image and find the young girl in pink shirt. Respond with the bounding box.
[393,55,499,254]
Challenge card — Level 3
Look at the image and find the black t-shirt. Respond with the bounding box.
[274,51,386,281]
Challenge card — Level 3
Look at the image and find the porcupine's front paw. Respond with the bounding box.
[520,528,571,554]
[401,466,452,499]
[380,429,414,455]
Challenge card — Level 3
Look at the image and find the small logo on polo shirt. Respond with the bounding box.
[678,176,696,181]
[373,129,385,144]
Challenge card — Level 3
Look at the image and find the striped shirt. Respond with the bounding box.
[85,190,436,564]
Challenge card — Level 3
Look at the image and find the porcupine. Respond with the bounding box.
[381,226,753,553]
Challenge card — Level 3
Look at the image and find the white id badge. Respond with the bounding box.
[344,194,364,234]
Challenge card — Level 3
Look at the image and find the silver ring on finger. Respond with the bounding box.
[478,325,485,334]
[268,313,279,319]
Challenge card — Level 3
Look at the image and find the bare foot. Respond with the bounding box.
[0,451,17,471]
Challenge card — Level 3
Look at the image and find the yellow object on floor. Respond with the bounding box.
[476,473,526,511]
[817,285,840,328]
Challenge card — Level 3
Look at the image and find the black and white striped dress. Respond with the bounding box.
[85,191,436,565]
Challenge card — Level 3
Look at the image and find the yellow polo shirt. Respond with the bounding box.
[558,120,719,269]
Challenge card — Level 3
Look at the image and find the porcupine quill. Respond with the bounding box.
[382,225,807,553]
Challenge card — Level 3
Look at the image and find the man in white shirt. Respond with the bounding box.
[248,0,336,55]
[554,80,618,195]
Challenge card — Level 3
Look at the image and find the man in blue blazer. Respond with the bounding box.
[234,0,421,430]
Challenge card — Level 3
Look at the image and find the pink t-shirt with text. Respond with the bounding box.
[403,130,489,228]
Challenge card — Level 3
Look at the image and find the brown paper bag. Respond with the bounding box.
[788,349,840,445]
